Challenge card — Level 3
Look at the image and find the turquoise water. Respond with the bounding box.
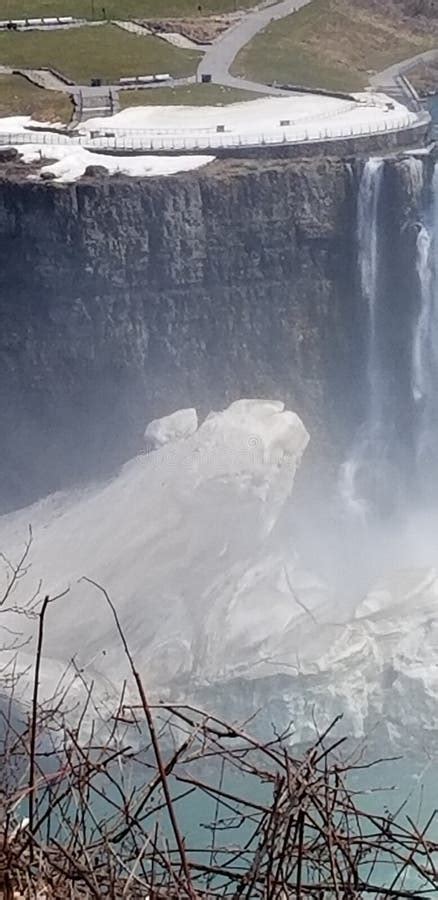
[426,94,438,124]
[21,710,438,894]
[54,747,437,892]
[170,754,438,892]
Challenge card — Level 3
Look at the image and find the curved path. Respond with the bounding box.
[197,0,312,95]
[370,48,438,91]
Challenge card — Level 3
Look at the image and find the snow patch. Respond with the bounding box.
[0,115,214,181]
[85,93,414,135]
[83,92,418,148]
[17,143,214,181]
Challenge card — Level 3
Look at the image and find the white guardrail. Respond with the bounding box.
[0,112,429,153]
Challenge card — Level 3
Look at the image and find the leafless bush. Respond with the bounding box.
[0,551,436,897]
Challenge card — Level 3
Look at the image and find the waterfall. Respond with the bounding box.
[412,161,438,474]
[412,224,432,405]
[358,158,385,428]
[340,156,438,515]
[431,162,438,374]
[340,158,384,517]
[411,154,431,407]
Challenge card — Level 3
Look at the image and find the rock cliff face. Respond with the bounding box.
[0,154,425,510]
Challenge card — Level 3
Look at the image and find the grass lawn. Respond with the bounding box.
[0,24,201,83]
[2,1,259,19]
[232,0,437,92]
[119,82,261,106]
[0,73,73,120]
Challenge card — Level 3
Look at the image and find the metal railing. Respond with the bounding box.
[0,110,429,154]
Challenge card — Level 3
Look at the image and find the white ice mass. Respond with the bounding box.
[1,398,438,749]
[0,400,308,698]
[144,407,198,447]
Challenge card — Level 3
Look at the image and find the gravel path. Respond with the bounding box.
[197,0,312,94]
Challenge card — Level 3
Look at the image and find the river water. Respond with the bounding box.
[427,94,438,124]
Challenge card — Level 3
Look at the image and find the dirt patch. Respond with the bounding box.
[409,57,438,94]
[143,12,243,43]
[360,0,438,32]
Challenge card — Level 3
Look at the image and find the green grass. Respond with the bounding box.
[119,82,261,106]
[232,0,437,92]
[2,0,258,19]
[0,24,201,83]
[0,72,73,120]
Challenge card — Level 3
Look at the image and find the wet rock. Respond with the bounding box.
[83,164,109,178]
[0,148,18,163]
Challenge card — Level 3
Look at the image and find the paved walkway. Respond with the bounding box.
[17,68,70,91]
[197,0,312,94]
[370,48,438,91]
[112,20,153,37]
[369,50,438,113]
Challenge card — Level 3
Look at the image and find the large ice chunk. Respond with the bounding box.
[0,399,310,701]
[144,407,198,448]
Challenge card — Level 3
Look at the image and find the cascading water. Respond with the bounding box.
[412,160,438,479]
[359,158,385,429]
[340,158,384,517]
[412,224,432,406]
[340,155,438,516]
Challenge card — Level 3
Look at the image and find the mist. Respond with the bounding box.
[1,149,438,759]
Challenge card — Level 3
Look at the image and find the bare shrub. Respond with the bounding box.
[0,555,436,897]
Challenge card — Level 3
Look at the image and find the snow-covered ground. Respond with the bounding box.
[86,93,414,134]
[0,115,214,181]
[1,398,438,752]
[83,92,420,150]
[18,142,214,182]
[0,90,425,182]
